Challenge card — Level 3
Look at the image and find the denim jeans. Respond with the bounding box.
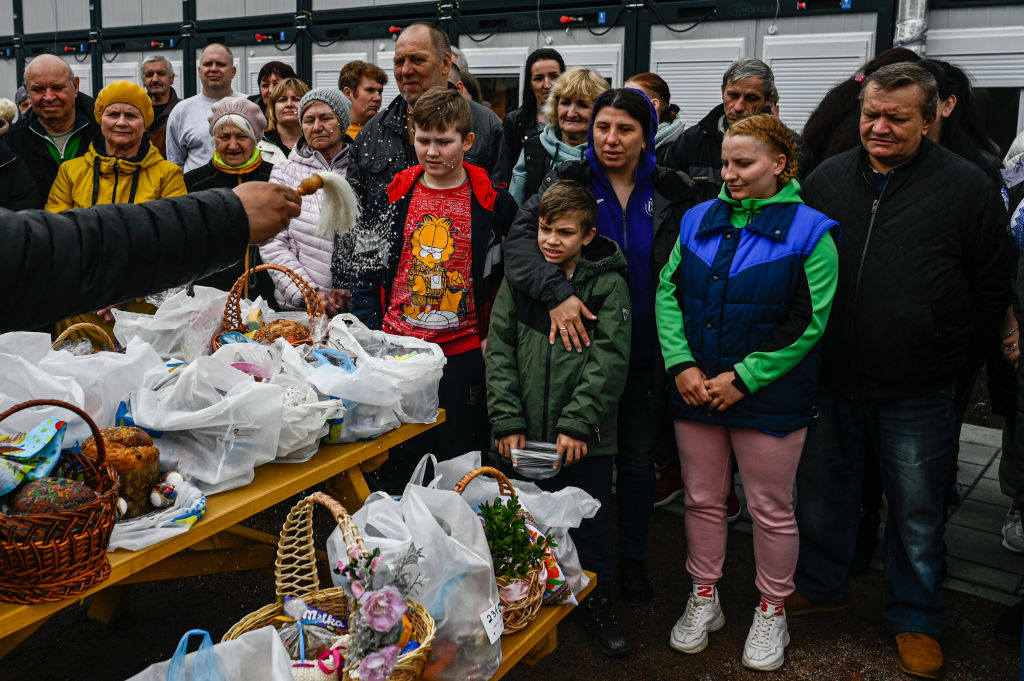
[615,362,659,562]
[794,384,956,637]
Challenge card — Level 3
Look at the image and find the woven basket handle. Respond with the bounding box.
[53,322,115,352]
[453,466,516,497]
[0,399,106,467]
[274,491,367,600]
[220,263,327,337]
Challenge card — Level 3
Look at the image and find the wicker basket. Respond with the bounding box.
[453,466,545,634]
[211,263,327,351]
[223,492,435,681]
[52,322,115,352]
[0,399,120,604]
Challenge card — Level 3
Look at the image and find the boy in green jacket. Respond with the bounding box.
[485,179,632,655]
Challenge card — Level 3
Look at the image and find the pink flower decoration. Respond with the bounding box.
[348,546,363,561]
[360,586,407,633]
[351,581,366,601]
[370,555,382,572]
[358,645,400,681]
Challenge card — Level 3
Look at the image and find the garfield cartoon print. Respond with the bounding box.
[402,214,467,329]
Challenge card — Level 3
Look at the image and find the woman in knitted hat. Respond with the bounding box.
[182,97,277,305]
[262,87,354,314]
[46,80,186,347]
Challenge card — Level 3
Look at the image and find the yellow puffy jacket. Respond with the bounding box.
[45,140,186,212]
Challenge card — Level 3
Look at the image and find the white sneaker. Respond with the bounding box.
[1002,508,1024,553]
[742,608,790,671]
[669,591,725,654]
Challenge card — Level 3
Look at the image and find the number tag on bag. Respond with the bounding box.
[480,601,504,643]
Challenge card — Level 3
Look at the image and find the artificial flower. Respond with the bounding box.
[360,586,407,633]
[357,644,400,681]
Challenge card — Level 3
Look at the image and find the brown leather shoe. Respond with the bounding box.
[784,590,849,616]
[895,632,944,679]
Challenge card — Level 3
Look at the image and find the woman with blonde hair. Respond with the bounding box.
[258,76,310,164]
[656,114,838,671]
[508,66,608,204]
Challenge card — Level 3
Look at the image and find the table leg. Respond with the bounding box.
[87,585,128,624]
[522,627,558,665]
[326,468,372,512]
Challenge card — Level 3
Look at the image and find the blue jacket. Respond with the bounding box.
[672,198,836,432]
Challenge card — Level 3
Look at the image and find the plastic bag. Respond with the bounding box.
[510,441,562,480]
[0,332,162,445]
[108,478,206,551]
[326,314,446,423]
[113,286,228,361]
[130,357,284,493]
[432,452,596,603]
[328,485,502,681]
[125,627,294,681]
[210,340,343,461]
[306,347,401,443]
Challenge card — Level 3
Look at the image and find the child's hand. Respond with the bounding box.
[704,371,744,412]
[675,367,711,406]
[557,433,588,466]
[496,434,525,459]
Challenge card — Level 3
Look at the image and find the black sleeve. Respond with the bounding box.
[3,188,249,332]
[6,158,38,211]
[503,175,576,309]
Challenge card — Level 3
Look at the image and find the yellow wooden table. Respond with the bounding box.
[0,415,443,658]
[486,570,596,680]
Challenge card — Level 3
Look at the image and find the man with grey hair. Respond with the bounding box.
[8,53,100,207]
[663,57,812,201]
[165,43,247,172]
[348,22,507,208]
[790,62,1013,679]
[142,55,180,157]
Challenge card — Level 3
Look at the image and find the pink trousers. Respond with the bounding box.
[675,420,807,599]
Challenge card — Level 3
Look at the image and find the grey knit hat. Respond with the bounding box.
[299,87,351,133]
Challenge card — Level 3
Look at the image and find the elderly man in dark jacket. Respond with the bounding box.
[348,22,508,208]
[662,58,814,201]
[789,63,1014,680]
[4,183,300,333]
[8,54,100,208]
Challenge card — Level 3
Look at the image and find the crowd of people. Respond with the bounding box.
[4,22,1024,679]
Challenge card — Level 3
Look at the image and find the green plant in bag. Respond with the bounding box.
[479,495,556,580]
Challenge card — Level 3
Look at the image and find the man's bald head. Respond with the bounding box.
[23,54,79,134]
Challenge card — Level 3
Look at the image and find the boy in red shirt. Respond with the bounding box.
[350,86,517,472]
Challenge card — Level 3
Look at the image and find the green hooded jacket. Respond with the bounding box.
[486,235,632,455]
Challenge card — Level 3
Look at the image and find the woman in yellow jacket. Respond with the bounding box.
[48,80,186,348]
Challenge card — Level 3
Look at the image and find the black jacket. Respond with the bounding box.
[4,188,251,332]
[8,93,101,208]
[501,107,541,180]
[504,159,697,311]
[348,87,510,209]
[661,103,817,202]
[148,87,181,159]
[803,139,1014,401]
[0,138,38,210]
[183,160,278,307]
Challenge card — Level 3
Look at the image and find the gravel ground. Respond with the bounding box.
[3,491,1020,681]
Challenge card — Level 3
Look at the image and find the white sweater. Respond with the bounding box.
[165,91,249,173]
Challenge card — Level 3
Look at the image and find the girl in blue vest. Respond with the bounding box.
[655,114,839,671]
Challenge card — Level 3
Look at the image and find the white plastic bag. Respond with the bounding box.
[130,357,284,493]
[326,314,446,423]
[328,485,503,681]
[210,340,343,461]
[432,452,596,600]
[108,479,207,552]
[0,332,162,445]
[126,627,293,681]
[305,348,401,443]
[114,286,228,361]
